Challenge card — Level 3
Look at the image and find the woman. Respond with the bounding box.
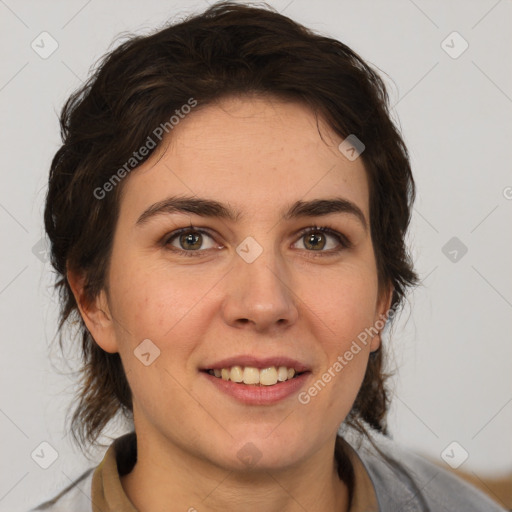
[32,2,506,511]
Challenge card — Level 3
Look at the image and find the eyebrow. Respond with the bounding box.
[136,195,367,231]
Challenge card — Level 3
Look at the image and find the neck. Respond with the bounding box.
[121,432,350,512]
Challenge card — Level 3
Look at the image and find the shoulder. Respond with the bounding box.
[29,432,136,512]
[28,468,94,512]
[345,428,507,512]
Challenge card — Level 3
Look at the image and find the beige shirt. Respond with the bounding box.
[90,433,378,511]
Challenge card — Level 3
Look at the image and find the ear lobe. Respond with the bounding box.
[370,284,395,353]
[66,269,119,354]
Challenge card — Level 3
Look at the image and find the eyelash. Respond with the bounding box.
[162,225,351,258]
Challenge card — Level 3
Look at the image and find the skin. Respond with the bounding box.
[69,95,393,512]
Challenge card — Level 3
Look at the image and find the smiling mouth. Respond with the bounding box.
[203,365,307,386]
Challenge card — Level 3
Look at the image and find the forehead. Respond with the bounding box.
[119,96,369,222]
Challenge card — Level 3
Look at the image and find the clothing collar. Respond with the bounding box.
[91,432,137,512]
[91,431,378,511]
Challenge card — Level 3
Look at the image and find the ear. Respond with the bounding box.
[66,268,119,354]
[370,282,394,353]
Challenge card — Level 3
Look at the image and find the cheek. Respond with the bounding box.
[298,262,378,403]
[302,261,379,342]
[106,261,208,407]
[108,256,215,340]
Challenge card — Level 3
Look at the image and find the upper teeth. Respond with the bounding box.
[209,366,298,386]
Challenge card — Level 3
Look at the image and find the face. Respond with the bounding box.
[78,95,392,472]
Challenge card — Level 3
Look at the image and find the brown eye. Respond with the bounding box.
[179,231,203,250]
[303,231,326,250]
[164,228,217,254]
[293,226,350,254]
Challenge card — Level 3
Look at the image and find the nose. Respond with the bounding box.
[221,245,299,333]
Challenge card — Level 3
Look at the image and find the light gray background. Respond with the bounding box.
[1,1,511,510]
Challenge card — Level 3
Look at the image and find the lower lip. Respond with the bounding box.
[200,371,311,405]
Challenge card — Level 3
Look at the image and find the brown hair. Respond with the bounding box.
[45,0,418,463]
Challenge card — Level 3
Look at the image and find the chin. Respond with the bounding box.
[209,431,311,472]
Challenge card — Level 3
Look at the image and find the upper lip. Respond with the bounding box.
[200,355,310,373]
